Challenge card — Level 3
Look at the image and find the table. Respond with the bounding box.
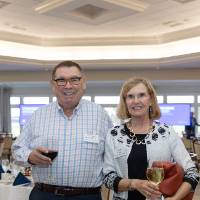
[0,183,32,200]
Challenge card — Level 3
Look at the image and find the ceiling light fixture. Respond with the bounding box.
[35,0,148,13]
[34,0,70,13]
[105,0,148,12]
[1,37,200,61]
[172,0,195,3]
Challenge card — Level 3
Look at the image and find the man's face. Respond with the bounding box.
[52,66,86,110]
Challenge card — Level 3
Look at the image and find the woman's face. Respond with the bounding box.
[125,83,151,118]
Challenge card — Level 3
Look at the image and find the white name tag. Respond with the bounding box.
[84,134,99,143]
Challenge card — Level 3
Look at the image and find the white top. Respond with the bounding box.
[103,121,199,200]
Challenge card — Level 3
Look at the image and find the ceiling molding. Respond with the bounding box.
[34,0,70,13]
[1,25,200,47]
[172,0,196,3]
[34,0,148,25]
[35,0,148,13]
[0,52,200,71]
[0,0,10,8]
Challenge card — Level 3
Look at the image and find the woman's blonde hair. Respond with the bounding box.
[117,77,161,120]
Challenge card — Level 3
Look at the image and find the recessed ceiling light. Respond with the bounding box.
[172,0,195,3]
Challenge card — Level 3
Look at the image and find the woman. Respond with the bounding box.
[103,77,199,200]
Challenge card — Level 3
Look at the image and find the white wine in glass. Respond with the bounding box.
[146,167,164,185]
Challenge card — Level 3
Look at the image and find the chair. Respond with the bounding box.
[193,141,200,171]
[182,137,194,153]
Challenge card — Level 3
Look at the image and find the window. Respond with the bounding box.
[11,107,20,137]
[82,96,91,101]
[23,97,49,104]
[10,97,20,105]
[95,96,119,104]
[157,96,164,103]
[52,96,91,102]
[10,97,20,137]
[104,107,121,125]
[167,96,194,103]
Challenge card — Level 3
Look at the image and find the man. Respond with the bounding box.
[185,112,200,138]
[12,61,113,200]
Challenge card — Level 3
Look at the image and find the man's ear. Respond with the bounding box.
[50,80,56,93]
[83,83,86,90]
[82,75,87,90]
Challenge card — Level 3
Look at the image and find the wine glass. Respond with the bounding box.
[1,159,14,182]
[10,160,23,177]
[1,159,10,173]
[146,164,164,185]
[41,137,58,184]
[146,161,165,200]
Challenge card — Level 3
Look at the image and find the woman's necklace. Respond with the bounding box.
[127,122,153,145]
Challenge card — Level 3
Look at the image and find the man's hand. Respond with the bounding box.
[28,147,52,165]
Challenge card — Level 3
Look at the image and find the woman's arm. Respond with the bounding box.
[117,178,161,199]
[168,126,199,198]
[193,117,200,126]
[165,182,191,200]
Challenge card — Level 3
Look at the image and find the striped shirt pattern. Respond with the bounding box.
[12,99,113,187]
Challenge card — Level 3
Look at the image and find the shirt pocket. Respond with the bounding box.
[82,140,104,156]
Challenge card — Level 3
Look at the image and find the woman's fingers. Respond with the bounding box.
[143,180,161,198]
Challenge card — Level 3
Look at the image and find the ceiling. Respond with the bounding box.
[0,0,200,71]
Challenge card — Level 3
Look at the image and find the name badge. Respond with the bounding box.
[84,134,99,143]
[114,147,127,158]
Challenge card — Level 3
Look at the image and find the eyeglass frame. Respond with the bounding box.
[54,76,82,86]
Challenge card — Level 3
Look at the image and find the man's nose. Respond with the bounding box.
[64,81,72,88]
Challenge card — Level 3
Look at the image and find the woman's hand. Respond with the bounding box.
[132,179,162,199]
[165,197,178,200]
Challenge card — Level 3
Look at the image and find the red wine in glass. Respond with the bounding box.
[42,151,58,161]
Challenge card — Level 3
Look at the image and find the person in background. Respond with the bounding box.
[103,77,199,200]
[12,61,113,200]
[185,112,200,139]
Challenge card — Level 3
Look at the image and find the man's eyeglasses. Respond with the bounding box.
[54,76,82,86]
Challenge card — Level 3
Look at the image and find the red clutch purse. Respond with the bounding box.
[152,161,194,200]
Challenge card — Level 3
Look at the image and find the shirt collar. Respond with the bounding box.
[55,99,83,116]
